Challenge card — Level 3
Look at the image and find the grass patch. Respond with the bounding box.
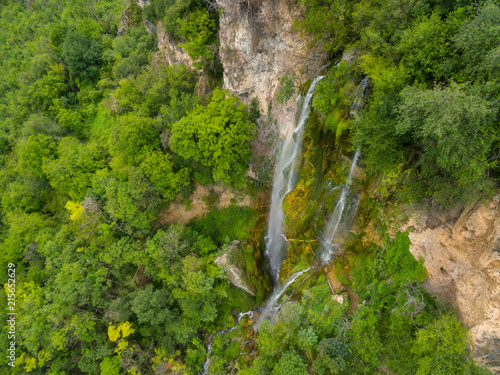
[189,206,259,245]
[88,102,114,143]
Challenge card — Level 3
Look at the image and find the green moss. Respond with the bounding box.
[223,340,241,360]
[189,206,259,245]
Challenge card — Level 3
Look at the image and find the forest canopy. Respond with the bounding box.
[0,0,496,374]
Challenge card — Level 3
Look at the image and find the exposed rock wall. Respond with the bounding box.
[405,197,500,373]
[156,23,194,69]
[217,0,323,140]
[215,242,256,295]
[158,183,252,225]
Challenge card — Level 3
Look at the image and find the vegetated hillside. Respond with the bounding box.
[0,0,497,374]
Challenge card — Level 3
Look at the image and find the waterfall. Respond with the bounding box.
[265,76,325,286]
[254,267,312,329]
[349,77,370,118]
[318,77,369,263]
[319,147,361,263]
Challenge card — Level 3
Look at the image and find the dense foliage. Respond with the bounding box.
[0,0,494,374]
[0,0,258,373]
[302,0,500,208]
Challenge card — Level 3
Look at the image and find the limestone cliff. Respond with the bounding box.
[156,23,194,69]
[217,0,323,143]
[404,198,500,373]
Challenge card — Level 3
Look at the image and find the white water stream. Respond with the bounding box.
[254,266,312,329]
[264,76,325,286]
[201,77,323,373]
[320,147,361,263]
[319,77,369,262]
[201,75,367,373]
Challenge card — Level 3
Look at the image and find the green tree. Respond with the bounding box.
[349,306,383,371]
[297,0,354,52]
[144,224,189,279]
[29,69,68,113]
[1,175,51,213]
[171,256,218,343]
[16,133,57,178]
[108,113,160,177]
[178,9,217,67]
[411,315,470,375]
[170,89,254,186]
[298,326,318,359]
[100,356,122,375]
[130,284,177,346]
[313,337,348,375]
[62,31,103,81]
[103,169,161,235]
[43,137,107,200]
[397,9,466,84]
[273,350,308,375]
[139,150,190,203]
[0,212,46,266]
[453,2,500,79]
[396,82,495,205]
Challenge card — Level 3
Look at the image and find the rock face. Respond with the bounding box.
[217,0,323,141]
[156,23,194,69]
[215,241,256,295]
[158,183,252,225]
[405,197,500,373]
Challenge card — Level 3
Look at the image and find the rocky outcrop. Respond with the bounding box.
[217,0,324,141]
[405,197,500,373]
[215,241,256,295]
[155,23,211,95]
[136,0,150,7]
[156,23,195,69]
[158,183,252,225]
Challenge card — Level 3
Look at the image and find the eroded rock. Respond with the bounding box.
[405,196,500,373]
[215,241,256,296]
[217,0,324,148]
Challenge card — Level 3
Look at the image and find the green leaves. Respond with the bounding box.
[179,9,218,67]
[170,89,254,186]
[103,169,161,235]
[43,137,107,201]
[412,316,470,375]
[313,337,348,375]
[62,31,103,81]
[298,0,354,52]
[0,212,46,266]
[140,150,190,203]
[16,133,56,178]
[273,350,308,375]
[397,82,495,203]
[397,9,466,84]
[108,113,160,177]
[29,70,68,113]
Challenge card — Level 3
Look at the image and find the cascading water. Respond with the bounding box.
[201,76,324,373]
[255,267,312,329]
[265,76,325,286]
[319,77,369,263]
[320,147,361,263]
[349,77,370,118]
[202,74,370,374]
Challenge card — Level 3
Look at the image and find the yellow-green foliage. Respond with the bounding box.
[65,200,84,221]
